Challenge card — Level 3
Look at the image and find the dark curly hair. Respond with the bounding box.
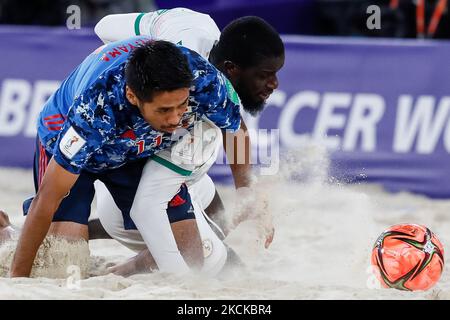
[125,40,193,102]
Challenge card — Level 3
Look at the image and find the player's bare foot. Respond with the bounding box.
[264,227,275,249]
[106,261,138,277]
[0,210,11,228]
[0,210,14,242]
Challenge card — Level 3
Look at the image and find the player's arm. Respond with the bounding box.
[129,160,195,274]
[222,115,252,189]
[11,87,113,277]
[107,249,157,277]
[222,117,274,248]
[10,159,79,277]
[202,72,275,248]
[95,13,145,43]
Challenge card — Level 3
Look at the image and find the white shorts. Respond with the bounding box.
[95,120,227,276]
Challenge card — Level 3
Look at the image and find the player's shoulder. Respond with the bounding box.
[177,45,215,72]
[70,81,119,139]
[177,45,205,62]
[178,46,241,107]
[69,36,145,92]
[178,46,221,84]
[92,36,151,61]
[151,7,214,21]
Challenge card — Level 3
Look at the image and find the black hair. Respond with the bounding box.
[125,40,193,102]
[210,16,284,68]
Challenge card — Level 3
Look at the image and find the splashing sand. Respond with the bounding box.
[0,145,449,299]
[0,236,90,279]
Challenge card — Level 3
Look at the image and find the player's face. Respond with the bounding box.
[236,55,284,116]
[128,87,190,133]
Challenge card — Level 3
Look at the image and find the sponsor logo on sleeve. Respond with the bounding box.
[225,78,241,105]
[59,126,86,159]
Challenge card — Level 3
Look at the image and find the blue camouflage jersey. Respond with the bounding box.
[37,36,241,174]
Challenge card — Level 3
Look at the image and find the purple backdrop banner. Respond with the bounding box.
[1,27,450,198]
[239,36,450,198]
[0,26,100,168]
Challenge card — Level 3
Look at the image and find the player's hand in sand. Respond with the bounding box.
[0,210,16,242]
[106,261,137,277]
[106,249,157,277]
[0,210,10,228]
[264,226,275,249]
[231,187,275,249]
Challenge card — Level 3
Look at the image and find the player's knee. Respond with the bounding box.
[171,219,204,270]
[200,236,228,276]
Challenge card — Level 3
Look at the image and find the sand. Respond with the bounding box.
[1,152,450,299]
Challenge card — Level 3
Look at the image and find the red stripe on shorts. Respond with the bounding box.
[39,142,48,187]
[47,126,62,131]
[43,114,63,121]
[39,143,44,186]
[46,120,65,125]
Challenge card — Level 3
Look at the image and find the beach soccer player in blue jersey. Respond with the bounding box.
[7,38,243,278]
[2,13,286,277]
[87,12,286,276]
[93,9,286,244]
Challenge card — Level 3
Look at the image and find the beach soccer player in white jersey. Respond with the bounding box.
[0,11,284,278]
[92,7,285,248]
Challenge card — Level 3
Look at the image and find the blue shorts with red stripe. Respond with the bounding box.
[24,137,147,228]
[23,138,197,228]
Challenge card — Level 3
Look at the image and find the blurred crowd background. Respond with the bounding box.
[0,0,449,39]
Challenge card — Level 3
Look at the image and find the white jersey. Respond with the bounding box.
[94,120,227,275]
[94,8,221,59]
